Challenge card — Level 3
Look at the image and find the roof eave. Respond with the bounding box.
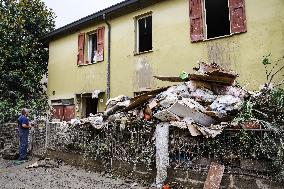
[42,0,164,43]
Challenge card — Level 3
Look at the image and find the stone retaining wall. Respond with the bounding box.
[1,121,283,188]
[0,121,46,159]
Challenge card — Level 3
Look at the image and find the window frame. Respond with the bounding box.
[189,0,247,42]
[87,31,97,64]
[203,0,231,40]
[134,12,153,55]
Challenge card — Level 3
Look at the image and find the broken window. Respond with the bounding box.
[204,0,230,39]
[88,32,97,64]
[189,0,247,42]
[136,15,152,53]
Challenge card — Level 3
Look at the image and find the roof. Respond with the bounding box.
[42,0,164,42]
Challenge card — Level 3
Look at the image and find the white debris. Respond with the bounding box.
[92,90,104,99]
[158,93,178,108]
[70,118,81,125]
[155,123,170,189]
[88,115,104,129]
[153,109,180,122]
[210,95,243,118]
[168,101,216,127]
[190,88,217,102]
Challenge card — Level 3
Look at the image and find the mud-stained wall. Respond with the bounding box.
[133,58,155,91]
[44,122,284,189]
[205,39,239,71]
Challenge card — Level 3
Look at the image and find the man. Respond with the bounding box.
[18,108,32,161]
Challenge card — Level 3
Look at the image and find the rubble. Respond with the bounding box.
[25,158,60,169]
[203,162,225,189]
[155,123,170,188]
[71,62,246,139]
[68,62,247,188]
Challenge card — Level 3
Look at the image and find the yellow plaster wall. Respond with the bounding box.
[48,24,108,113]
[48,0,284,112]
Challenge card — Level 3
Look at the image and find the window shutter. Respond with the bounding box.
[77,33,85,65]
[189,0,204,42]
[229,0,247,34]
[97,26,105,62]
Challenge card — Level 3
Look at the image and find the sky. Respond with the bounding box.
[42,0,125,29]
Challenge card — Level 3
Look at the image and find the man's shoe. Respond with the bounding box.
[18,157,30,161]
[12,160,26,166]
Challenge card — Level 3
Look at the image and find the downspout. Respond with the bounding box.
[103,13,111,100]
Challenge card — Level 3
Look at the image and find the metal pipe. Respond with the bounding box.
[103,13,111,100]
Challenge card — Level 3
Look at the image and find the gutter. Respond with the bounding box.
[42,0,164,42]
[103,14,111,100]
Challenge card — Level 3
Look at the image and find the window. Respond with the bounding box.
[77,26,105,65]
[136,15,152,53]
[189,0,247,42]
[85,97,98,117]
[204,0,230,39]
[88,32,97,64]
[76,93,99,118]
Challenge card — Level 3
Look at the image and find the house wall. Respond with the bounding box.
[47,0,284,116]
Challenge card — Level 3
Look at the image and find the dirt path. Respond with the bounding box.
[0,158,149,189]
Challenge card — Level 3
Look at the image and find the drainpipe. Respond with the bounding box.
[103,13,111,100]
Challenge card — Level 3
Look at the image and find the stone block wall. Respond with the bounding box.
[1,121,283,188]
[0,121,46,159]
[45,121,284,188]
[0,123,19,159]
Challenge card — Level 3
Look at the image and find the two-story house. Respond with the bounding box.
[43,0,284,121]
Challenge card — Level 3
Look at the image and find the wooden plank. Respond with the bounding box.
[203,162,225,189]
[124,87,170,111]
[189,74,235,85]
[153,76,184,82]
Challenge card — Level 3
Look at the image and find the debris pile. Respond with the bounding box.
[25,158,61,169]
[69,62,248,188]
[79,62,247,138]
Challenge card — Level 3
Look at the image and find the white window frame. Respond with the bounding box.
[87,31,97,64]
[135,13,152,54]
[202,0,231,40]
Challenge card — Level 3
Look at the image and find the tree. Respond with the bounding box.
[0,0,55,122]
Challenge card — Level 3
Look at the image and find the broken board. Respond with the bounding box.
[203,162,225,189]
[153,109,180,122]
[168,102,216,127]
[124,87,170,111]
[153,76,184,82]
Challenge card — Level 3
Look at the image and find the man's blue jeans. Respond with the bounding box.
[19,130,29,160]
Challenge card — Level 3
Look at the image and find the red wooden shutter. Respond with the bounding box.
[77,33,85,65]
[189,0,204,42]
[229,0,247,34]
[63,105,75,122]
[52,105,64,121]
[97,26,105,62]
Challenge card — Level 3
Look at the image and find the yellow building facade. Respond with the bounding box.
[45,0,284,120]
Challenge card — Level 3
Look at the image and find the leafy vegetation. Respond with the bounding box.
[0,0,55,122]
[194,55,284,180]
[231,54,284,179]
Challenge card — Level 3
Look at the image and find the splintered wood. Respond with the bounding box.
[203,162,225,189]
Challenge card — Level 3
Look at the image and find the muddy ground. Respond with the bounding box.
[0,158,150,189]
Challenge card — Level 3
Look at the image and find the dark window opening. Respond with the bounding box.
[85,97,98,117]
[138,15,152,53]
[205,0,230,39]
[89,33,97,63]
